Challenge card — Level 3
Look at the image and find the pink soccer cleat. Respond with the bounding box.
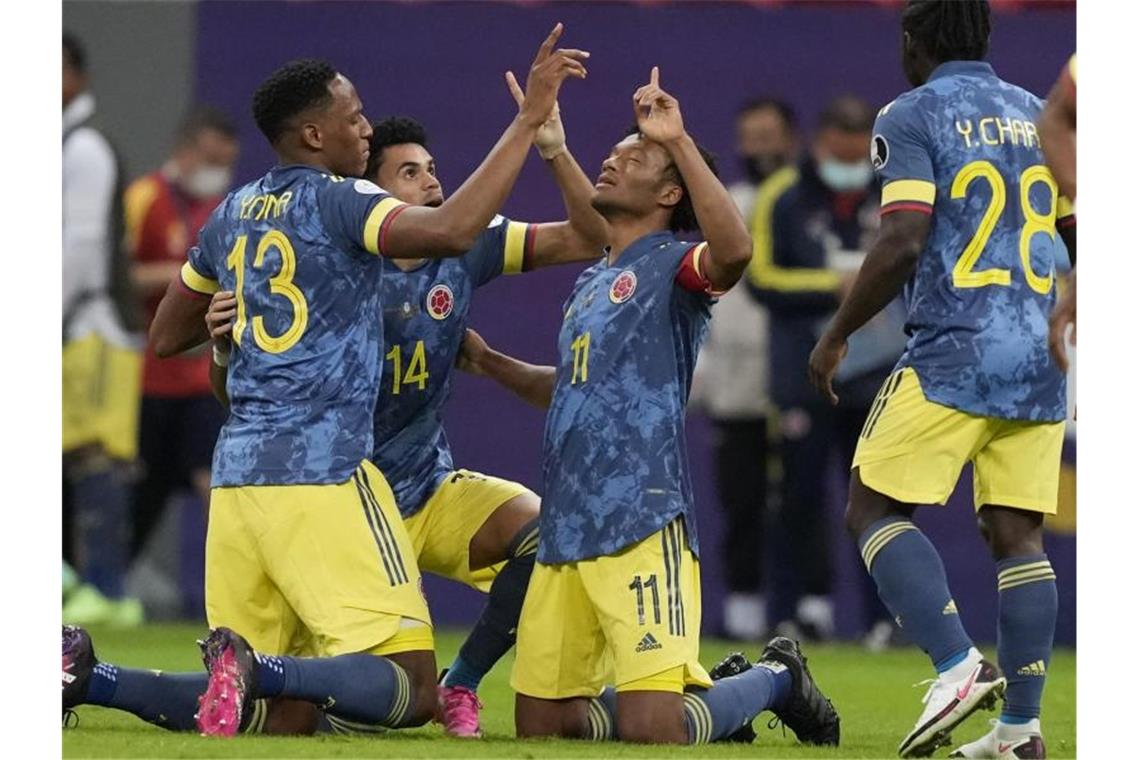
[439,684,483,738]
[195,627,257,737]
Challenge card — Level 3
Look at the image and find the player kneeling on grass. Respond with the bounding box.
[63,24,587,737]
[457,68,840,746]
[201,99,608,736]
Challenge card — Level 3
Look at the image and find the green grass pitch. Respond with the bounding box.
[64,624,1075,758]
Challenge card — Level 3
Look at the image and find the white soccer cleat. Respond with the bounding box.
[898,652,1007,757]
[950,718,1046,759]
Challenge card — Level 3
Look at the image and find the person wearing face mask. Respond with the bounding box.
[747,95,907,645]
[125,105,239,581]
[691,98,798,642]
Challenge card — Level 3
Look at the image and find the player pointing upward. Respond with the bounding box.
[463,67,840,747]
[808,2,1074,757]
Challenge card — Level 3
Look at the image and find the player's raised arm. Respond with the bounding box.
[1038,55,1077,204]
[382,24,589,259]
[456,328,555,409]
[502,72,610,267]
[635,67,751,291]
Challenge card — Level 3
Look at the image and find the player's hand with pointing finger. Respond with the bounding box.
[516,23,589,132]
[633,66,685,145]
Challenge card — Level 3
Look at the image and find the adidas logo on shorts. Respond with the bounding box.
[635,632,663,653]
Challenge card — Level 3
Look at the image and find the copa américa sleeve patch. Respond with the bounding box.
[871,134,889,171]
[354,179,384,195]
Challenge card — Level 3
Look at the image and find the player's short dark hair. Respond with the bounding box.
[817,95,876,134]
[902,0,991,63]
[175,105,238,147]
[625,126,719,234]
[366,117,429,179]
[63,31,86,73]
[736,97,797,132]
[251,58,338,145]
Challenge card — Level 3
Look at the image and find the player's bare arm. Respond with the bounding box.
[635,66,752,291]
[150,278,210,357]
[1038,60,1076,203]
[204,290,236,408]
[503,71,611,267]
[457,328,555,409]
[809,209,931,404]
[383,24,589,259]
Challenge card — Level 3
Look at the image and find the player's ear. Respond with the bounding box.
[656,181,683,210]
[300,121,322,152]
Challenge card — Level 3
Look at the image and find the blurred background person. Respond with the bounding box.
[747,95,906,642]
[692,97,798,641]
[125,106,239,616]
[62,30,144,626]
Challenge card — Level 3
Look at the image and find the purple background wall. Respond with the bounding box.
[194,0,1076,644]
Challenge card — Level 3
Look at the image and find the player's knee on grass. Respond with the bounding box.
[386,650,440,727]
[514,694,591,739]
[977,506,1045,560]
[615,691,687,744]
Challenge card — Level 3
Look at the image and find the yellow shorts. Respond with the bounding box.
[62,333,142,460]
[853,368,1064,513]
[205,460,433,658]
[511,518,712,699]
[403,469,533,592]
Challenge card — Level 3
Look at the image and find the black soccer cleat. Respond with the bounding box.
[62,625,97,725]
[709,651,756,743]
[759,635,840,746]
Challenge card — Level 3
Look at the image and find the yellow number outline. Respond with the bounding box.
[951,161,1011,289]
[570,332,590,385]
[224,231,309,354]
[1019,166,1058,295]
[386,340,430,394]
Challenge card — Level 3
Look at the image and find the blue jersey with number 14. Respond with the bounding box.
[182,166,407,487]
[872,61,1073,422]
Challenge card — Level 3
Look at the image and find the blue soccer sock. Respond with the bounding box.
[683,663,791,744]
[253,652,415,729]
[859,517,974,672]
[84,663,206,731]
[70,462,132,598]
[585,686,618,740]
[996,554,1057,724]
[443,518,538,692]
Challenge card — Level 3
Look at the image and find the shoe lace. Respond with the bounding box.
[444,687,483,721]
[914,677,940,705]
[63,709,80,729]
[766,715,788,738]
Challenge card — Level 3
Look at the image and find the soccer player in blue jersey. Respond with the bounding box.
[62,27,588,737]
[203,106,607,737]
[459,68,839,747]
[807,3,1075,757]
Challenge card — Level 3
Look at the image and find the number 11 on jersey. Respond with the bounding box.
[570,332,590,385]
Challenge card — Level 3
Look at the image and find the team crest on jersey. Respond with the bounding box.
[426,284,454,320]
[609,270,638,304]
[871,134,889,171]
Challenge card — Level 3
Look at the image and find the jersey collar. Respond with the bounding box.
[928,60,996,82]
[607,230,677,267]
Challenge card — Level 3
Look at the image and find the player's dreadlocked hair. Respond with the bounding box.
[902,0,991,63]
[366,117,429,180]
[625,126,719,234]
[252,59,338,144]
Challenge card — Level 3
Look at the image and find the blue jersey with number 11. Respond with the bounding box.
[872,61,1073,422]
[182,166,407,487]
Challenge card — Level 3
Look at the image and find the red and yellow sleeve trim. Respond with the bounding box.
[180,261,219,296]
[676,242,725,296]
[363,196,411,256]
[503,221,538,274]
[881,179,936,215]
